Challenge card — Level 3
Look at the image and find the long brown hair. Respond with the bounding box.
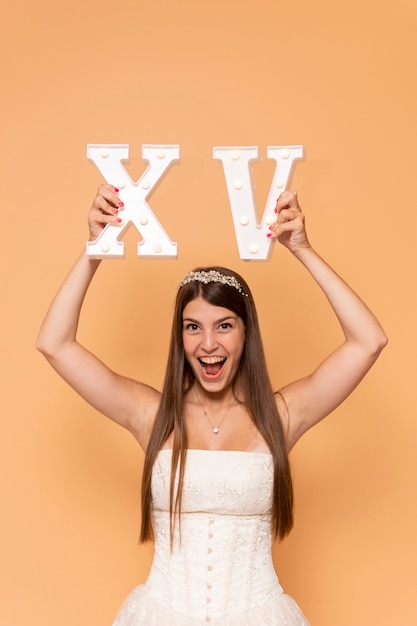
[140,266,293,542]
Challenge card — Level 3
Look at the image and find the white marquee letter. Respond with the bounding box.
[86,144,179,258]
[213,146,304,261]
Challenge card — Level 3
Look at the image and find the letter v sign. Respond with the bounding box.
[213,146,304,260]
[86,144,179,258]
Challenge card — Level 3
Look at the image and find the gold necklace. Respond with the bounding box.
[194,387,236,435]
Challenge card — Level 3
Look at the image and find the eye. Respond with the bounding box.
[183,323,199,332]
[219,322,233,330]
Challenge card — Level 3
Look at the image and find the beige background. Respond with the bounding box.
[1,0,416,624]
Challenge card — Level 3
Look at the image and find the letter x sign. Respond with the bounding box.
[86,144,303,261]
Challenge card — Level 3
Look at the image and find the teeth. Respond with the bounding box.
[198,356,226,365]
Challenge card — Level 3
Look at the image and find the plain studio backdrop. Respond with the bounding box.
[1,0,416,624]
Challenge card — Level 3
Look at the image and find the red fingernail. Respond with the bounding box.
[266,233,272,238]
[118,201,124,208]
[117,218,122,223]
[113,187,119,193]
[113,208,119,215]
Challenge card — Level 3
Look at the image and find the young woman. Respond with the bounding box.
[37,185,387,625]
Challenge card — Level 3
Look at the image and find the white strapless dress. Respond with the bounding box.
[113,449,310,625]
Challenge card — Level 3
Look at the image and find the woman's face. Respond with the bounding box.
[182,296,245,395]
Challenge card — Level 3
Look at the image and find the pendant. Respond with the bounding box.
[213,427,219,434]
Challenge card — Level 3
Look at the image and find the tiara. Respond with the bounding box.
[179,270,248,297]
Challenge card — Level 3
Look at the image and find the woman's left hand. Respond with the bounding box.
[268,190,311,254]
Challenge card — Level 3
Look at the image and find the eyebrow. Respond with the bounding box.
[182,315,237,324]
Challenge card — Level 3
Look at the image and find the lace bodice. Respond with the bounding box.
[145,449,282,622]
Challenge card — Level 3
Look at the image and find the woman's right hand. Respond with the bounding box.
[88,184,124,241]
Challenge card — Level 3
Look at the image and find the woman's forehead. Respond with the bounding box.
[182,296,237,320]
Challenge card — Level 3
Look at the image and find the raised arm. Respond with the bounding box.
[268,191,388,450]
[36,185,160,448]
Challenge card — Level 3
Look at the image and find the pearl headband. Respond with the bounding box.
[179,270,248,297]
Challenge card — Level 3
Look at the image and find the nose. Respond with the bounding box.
[200,329,219,352]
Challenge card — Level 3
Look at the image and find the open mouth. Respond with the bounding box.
[198,356,227,377]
